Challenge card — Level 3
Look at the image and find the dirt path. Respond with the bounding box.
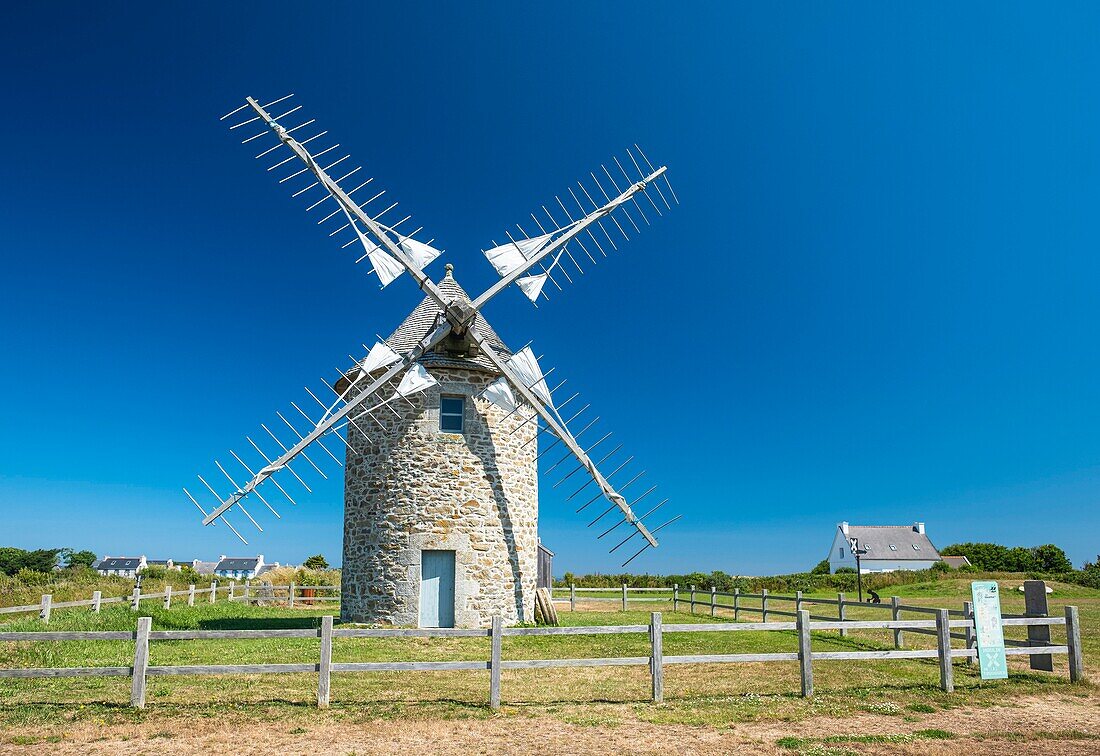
[3,694,1098,755]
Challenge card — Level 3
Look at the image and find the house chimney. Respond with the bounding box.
[914,522,925,534]
[839,521,849,536]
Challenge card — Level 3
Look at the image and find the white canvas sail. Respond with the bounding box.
[516,274,547,302]
[335,199,405,287]
[361,341,401,375]
[515,250,565,303]
[507,346,552,407]
[398,236,442,271]
[394,363,438,398]
[479,377,517,413]
[482,233,553,277]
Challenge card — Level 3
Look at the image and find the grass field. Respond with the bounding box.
[0,577,1096,754]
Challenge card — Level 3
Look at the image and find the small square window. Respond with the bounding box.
[440,395,465,433]
[889,544,898,551]
[839,548,844,558]
[912,544,921,551]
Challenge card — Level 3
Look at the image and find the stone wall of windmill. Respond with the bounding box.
[341,365,540,627]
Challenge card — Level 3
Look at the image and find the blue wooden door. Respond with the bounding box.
[419,550,455,628]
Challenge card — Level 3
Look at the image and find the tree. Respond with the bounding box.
[810,558,830,575]
[0,548,26,576]
[64,549,98,570]
[1032,544,1073,573]
[303,554,329,570]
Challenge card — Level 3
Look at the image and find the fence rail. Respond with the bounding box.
[0,583,340,623]
[0,606,1084,710]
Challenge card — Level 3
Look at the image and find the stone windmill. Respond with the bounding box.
[187,94,681,627]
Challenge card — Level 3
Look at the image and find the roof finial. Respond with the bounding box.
[444,263,454,277]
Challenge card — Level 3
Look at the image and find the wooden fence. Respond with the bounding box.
[0,583,340,623]
[554,584,1056,661]
[0,608,1084,710]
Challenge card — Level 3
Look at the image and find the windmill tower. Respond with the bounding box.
[187,94,681,628]
[340,270,540,625]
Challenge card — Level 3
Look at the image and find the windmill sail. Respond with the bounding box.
[472,147,676,309]
[225,95,452,306]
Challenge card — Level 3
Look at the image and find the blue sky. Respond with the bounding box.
[1,3,1099,574]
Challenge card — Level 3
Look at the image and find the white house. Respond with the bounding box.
[213,555,276,579]
[827,522,941,573]
[95,555,147,578]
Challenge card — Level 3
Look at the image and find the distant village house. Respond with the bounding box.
[214,555,277,579]
[828,522,941,573]
[93,556,147,577]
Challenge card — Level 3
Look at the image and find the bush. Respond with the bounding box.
[140,565,167,580]
[939,542,1073,573]
[14,568,51,586]
[810,559,830,575]
[834,567,856,574]
[303,554,329,570]
[930,561,951,573]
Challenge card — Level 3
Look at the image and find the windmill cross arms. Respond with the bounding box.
[240,97,452,313]
[199,320,455,527]
[467,329,659,549]
[470,164,668,312]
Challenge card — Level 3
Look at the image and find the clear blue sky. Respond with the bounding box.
[2,3,1098,575]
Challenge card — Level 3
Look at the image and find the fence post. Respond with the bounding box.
[92,590,102,614]
[1023,580,1053,671]
[710,586,717,617]
[650,611,664,703]
[795,590,803,614]
[490,615,503,710]
[733,588,740,621]
[797,609,813,697]
[317,615,333,708]
[39,594,52,624]
[245,580,251,604]
[891,596,904,649]
[569,583,575,612]
[187,584,195,607]
[837,593,846,637]
[963,600,975,666]
[689,585,696,614]
[229,580,236,601]
[131,615,152,708]
[130,587,140,611]
[1066,605,1084,683]
[622,583,628,612]
[761,589,769,623]
[209,581,217,603]
[672,584,678,612]
[164,585,173,610]
[289,581,296,608]
[935,608,953,692]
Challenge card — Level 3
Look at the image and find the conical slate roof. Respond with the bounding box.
[384,266,512,373]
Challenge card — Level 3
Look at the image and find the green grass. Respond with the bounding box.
[0,578,1095,734]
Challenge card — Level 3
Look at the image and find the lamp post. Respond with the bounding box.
[849,537,868,603]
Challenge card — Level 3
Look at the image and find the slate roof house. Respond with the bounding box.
[214,555,277,579]
[828,522,941,574]
[95,556,147,577]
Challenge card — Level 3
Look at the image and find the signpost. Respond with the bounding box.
[970,581,1008,679]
